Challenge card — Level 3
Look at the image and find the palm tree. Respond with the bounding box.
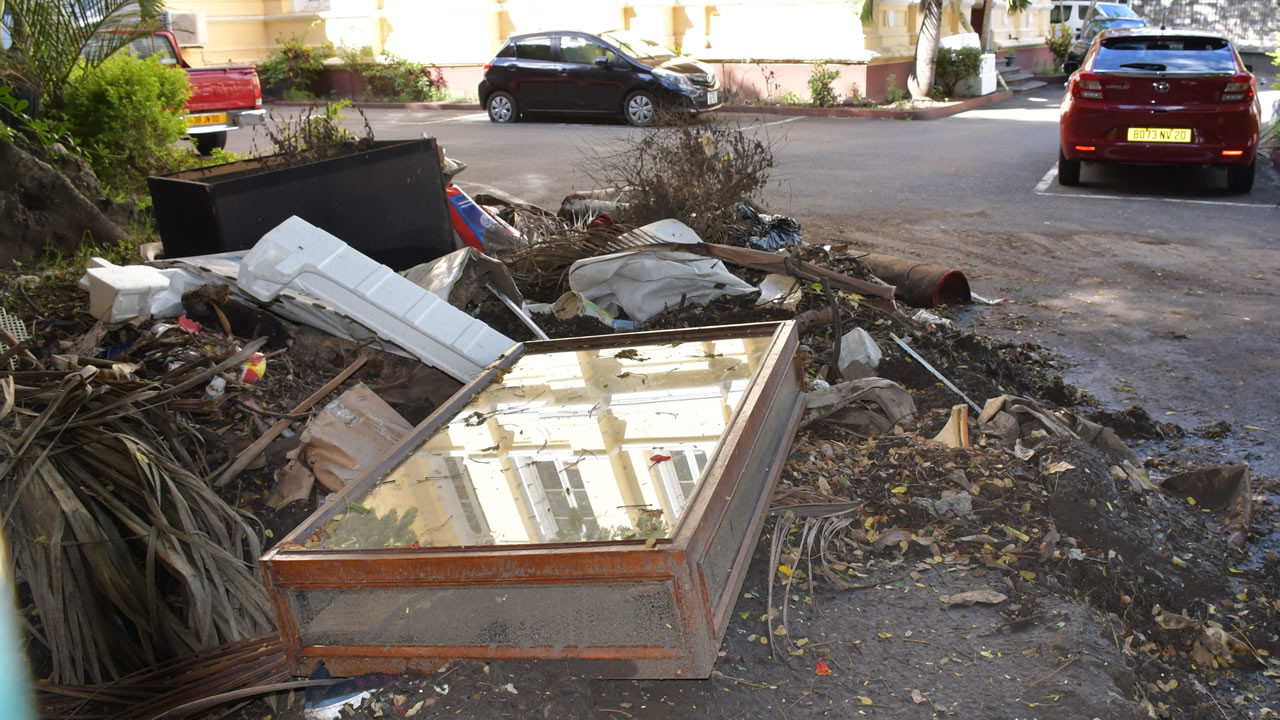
[907,0,943,98]
[1,0,165,107]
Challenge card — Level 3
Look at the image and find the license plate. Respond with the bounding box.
[187,113,228,127]
[1126,127,1191,143]
[707,90,719,105]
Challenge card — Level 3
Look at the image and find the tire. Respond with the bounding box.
[1057,148,1082,187]
[623,90,657,127]
[487,92,518,123]
[193,131,227,156]
[1226,160,1255,194]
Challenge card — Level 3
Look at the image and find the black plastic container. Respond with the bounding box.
[147,139,454,269]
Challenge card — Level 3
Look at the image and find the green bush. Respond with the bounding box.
[257,31,331,97]
[934,47,982,97]
[358,52,448,102]
[56,54,191,193]
[1045,26,1073,71]
[885,74,908,104]
[807,62,840,107]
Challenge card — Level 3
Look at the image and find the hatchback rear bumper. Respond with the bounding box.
[1060,101,1259,166]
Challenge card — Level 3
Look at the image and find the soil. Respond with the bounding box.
[14,233,1280,718]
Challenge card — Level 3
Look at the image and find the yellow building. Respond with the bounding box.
[169,0,1054,102]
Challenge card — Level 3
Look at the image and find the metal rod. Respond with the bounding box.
[487,282,549,340]
[890,334,982,413]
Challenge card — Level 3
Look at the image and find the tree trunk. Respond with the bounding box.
[980,0,996,53]
[908,0,944,99]
[0,141,132,267]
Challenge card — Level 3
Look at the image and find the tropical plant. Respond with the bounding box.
[1008,0,1031,10]
[808,61,840,107]
[55,53,191,192]
[1045,24,1073,71]
[0,0,165,107]
[934,46,982,96]
[256,27,331,97]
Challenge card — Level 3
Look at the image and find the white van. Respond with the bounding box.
[1050,1,1139,40]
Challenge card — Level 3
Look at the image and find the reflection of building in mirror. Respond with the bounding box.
[308,337,772,550]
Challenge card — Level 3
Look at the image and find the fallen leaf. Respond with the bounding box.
[911,689,927,704]
[796,638,810,647]
[815,659,833,676]
[979,650,994,659]
[1153,607,1201,630]
[858,696,873,705]
[1018,570,1037,582]
[406,700,424,717]
[1044,461,1076,475]
[942,590,1008,607]
[773,625,789,636]
[877,631,893,639]
[501,682,518,695]
[891,486,908,494]
[777,564,793,577]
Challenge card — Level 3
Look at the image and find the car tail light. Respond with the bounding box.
[484,63,492,70]
[1071,73,1104,101]
[1075,145,1096,152]
[252,73,263,108]
[1222,150,1245,156]
[1221,75,1253,103]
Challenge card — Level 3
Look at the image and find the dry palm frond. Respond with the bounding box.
[1,340,274,685]
[765,492,869,659]
[37,633,290,720]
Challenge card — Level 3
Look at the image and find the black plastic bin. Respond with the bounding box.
[147,139,454,270]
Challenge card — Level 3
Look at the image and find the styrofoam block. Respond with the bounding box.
[78,257,114,291]
[238,216,514,382]
[85,264,172,323]
[838,327,883,380]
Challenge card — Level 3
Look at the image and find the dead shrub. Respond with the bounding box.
[584,111,776,243]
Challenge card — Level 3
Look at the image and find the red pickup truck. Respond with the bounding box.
[118,31,264,154]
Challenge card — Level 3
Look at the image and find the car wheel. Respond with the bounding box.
[193,131,227,156]
[1226,160,1254,194]
[487,92,518,124]
[1057,149,1081,187]
[623,90,657,127]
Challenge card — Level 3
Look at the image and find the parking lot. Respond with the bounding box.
[231,87,1280,471]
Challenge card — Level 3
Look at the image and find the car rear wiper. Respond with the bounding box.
[1118,62,1167,71]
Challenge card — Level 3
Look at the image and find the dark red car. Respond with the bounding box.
[1059,28,1260,193]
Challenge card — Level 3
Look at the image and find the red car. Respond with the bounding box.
[1059,28,1260,193]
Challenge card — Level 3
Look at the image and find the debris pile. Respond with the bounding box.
[3,127,1275,719]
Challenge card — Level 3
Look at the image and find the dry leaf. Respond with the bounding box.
[943,590,1008,607]
[911,689,927,704]
[1152,607,1201,631]
[1044,460,1076,474]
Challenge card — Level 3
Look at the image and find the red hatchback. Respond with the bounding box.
[1059,28,1261,193]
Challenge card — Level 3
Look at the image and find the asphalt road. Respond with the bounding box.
[227,90,1280,473]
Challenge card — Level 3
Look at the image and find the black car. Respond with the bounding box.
[478,30,722,126]
[1064,16,1147,71]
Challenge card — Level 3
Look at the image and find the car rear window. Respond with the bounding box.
[1094,36,1237,73]
[496,42,515,59]
[516,37,552,62]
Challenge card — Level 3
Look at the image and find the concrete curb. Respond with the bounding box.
[717,91,1015,121]
[268,92,1014,120]
[270,100,484,110]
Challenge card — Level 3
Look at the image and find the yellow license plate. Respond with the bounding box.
[187,113,228,127]
[1127,127,1191,143]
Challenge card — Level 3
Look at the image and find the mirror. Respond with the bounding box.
[595,56,611,67]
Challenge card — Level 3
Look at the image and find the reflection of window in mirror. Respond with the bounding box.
[652,448,710,517]
[442,457,492,542]
[516,457,600,542]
